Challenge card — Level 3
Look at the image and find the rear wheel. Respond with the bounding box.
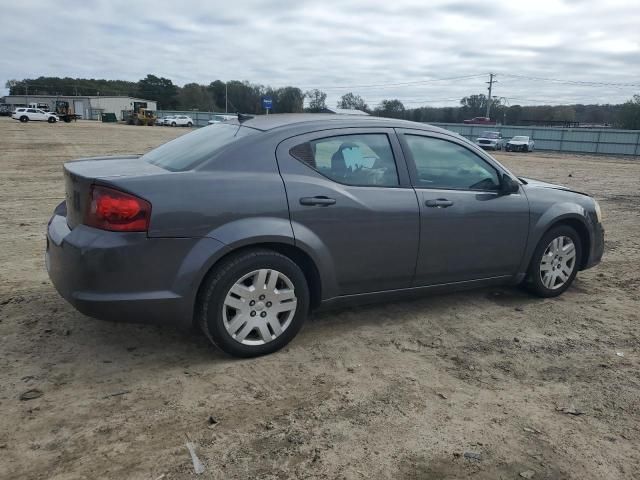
[187,122,193,127]
[198,249,309,357]
[20,116,28,123]
[526,226,581,297]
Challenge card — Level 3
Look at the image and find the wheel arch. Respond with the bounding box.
[192,241,324,327]
[544,217,591,270]
[524,211,591,274]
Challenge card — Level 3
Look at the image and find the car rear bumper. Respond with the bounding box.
[46,202,227,328]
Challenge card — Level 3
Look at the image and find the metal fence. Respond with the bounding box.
[430,123,640,157]
[152,112,640,157]
[157,110,231,127]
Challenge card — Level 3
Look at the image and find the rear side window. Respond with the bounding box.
[143,123,257,171]
[290,134,399,187]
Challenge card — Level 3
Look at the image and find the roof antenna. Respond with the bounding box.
[237,113,254,123]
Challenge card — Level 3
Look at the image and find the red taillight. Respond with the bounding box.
[85,185,151,232]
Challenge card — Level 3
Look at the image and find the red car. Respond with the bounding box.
[463,117,496,125]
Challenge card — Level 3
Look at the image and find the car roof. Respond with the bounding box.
[227,113,452,135]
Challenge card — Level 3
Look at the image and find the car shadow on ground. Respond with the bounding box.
[4,281,560,373]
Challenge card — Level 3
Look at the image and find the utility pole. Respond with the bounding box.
[486,73,496,118]
[225,82,228,113]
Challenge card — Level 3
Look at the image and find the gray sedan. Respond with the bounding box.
[46,114,604,357]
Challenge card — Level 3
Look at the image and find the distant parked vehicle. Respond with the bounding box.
[12,107,58,123]
[29,102,51,112]
[161,115,176,126]
[208,114,236,125]
[506,136,535,152]
[463,117,496,125]
[476,131,504,150]
[0,103,13,116]
[169,115,194,127]
[54,101,81,122]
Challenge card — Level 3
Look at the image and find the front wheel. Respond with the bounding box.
[198,249,310,357]
[20,116,29,123]
[48,116,56,123]
[526,226,581,297]
[171,122,176,127]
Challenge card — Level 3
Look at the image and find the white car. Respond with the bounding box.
[168,115,193,127]
[12,107,58,123]
[208,114,236,125]
[506,135,535,152]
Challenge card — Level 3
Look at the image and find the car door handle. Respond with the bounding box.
[425,198,454,208]
[299,196,336,206]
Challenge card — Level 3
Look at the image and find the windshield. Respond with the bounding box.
[143,123,258,171]
[481,132,499,139]
[512,136,528,141]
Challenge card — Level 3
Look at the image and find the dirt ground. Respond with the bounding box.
[0,118,638,480]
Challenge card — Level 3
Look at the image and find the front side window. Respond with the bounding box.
[290,134,399,187]
[27,109,37,113]
[404,135,500,191]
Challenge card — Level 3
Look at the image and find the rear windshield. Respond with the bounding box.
[143,123,258,171]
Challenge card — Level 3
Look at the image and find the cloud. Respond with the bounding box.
[1,0,638,107]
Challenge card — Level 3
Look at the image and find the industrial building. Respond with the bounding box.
[0,95,157,120]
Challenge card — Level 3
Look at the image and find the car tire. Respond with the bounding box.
[524,145,529,152]
[187,122,192,127]
[197,249,310,358]
[171,122,176,127]
[525,225,582,298]
[47,117,55,123]
[20,116,29,123]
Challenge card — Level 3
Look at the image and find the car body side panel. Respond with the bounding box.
[105,140,292,240]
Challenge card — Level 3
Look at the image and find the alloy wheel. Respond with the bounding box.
[222,269,297,345]
[539,236,577,290]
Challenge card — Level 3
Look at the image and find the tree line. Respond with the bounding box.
[5,75,640,129]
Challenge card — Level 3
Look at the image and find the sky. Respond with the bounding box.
[1,0,639,108]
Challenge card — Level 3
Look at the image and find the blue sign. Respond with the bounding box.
[262,96,273,110]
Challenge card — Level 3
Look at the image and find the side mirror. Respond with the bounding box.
[500,174,520,195]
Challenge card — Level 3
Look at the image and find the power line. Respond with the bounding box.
[499,73,640,88]
[303,73,488,90]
